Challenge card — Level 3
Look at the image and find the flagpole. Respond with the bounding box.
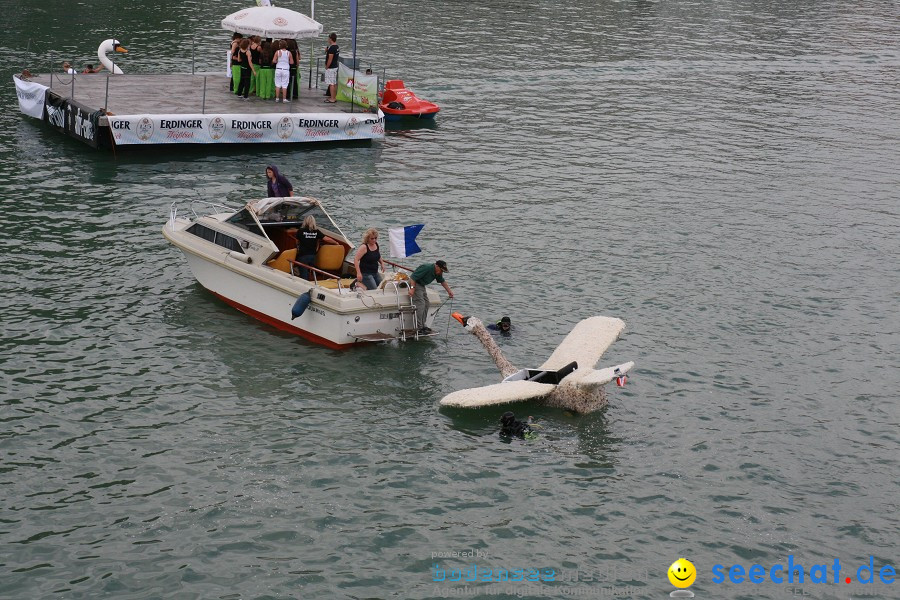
[308,0,315,89]
[350,0,358,113]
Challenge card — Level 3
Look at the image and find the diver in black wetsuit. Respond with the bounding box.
[500,412,532,439]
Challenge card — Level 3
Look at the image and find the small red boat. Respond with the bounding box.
[379,80,440,120]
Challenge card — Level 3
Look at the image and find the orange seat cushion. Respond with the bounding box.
[268,248,297,273]
[315,244,345,270]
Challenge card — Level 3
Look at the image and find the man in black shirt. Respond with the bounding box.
[324,33,339,103]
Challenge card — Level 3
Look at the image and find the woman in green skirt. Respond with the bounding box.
[257,41,276,100]
[230,34,243,93]
[248,36,262,96]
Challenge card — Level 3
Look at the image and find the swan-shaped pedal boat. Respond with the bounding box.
[440,314,634,414]
[98,39,128,74]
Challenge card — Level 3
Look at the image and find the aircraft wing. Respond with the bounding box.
[439,380,556,408]
[539,316,625,371]
[575,361,635,387]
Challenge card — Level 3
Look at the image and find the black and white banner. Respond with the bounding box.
[107,111,385,145]
[14,76,48,119]
[44,93,102,148]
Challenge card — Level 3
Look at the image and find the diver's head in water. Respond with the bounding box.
[500,411,532,438]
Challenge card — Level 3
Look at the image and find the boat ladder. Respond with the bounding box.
[386,280,419,341]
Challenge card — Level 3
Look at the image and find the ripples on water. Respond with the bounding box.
[1,0,898,598]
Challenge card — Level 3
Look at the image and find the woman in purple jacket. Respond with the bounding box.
[265,165,294,197]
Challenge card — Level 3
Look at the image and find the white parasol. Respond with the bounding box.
[221,6,323,39]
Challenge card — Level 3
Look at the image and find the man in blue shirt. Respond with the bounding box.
[408,260,454,334]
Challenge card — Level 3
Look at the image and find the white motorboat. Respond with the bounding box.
[162,197,442,348]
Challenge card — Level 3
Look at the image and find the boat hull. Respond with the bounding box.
[174,240,436,348]
[382,110,438,121]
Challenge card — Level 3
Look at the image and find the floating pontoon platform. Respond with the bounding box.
[13,73,384,149]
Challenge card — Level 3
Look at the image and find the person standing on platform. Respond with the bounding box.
[235,39,256,100]
[323,33,339,103]
[265,165,294,198]
[408,260,453,334]
[229,33,243,93]
[273,40,294,103]
[354,228,386,290]
[287,39,302,100]
[249,36,262,97]
[257,40,275,100]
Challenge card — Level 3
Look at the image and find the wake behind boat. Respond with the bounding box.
[163,197,442,348]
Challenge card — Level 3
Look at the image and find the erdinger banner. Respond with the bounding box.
[107,112,385,145]
[44,93,102,148]
[336,64,378,110]
[14,76,48,118]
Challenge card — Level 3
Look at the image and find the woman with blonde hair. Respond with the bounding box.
[354,228,385,290]
[296,214,338,280]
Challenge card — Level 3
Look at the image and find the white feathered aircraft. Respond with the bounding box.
[440,314,634,413]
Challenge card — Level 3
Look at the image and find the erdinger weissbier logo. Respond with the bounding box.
[273,17,288,26]
[208,117,226,140]
[276,116,293,140]
[344,116,360,137]
[136,117,154,141]
[668,558,696,598]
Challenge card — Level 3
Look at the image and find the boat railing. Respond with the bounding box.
[167,199,238,231]
[288,259,352,292]
[384,259,412,273]
[186,199,239,219]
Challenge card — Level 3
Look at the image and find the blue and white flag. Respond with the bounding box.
[388,224,424,258]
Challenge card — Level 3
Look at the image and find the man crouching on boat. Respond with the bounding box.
[408,260,453,335]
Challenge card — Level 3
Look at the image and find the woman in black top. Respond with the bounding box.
[258,40,275,99]
[249,36,262,96]
[230,34,243,93]
[295,215,338,280]
[235,39,256,99]
[353,228,386,290]
[286,39,301,100]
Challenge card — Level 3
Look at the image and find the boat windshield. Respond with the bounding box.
[225,208,264,236]
[224,198,346,244]
[254,199,339,231]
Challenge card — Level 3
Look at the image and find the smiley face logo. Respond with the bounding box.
[668,558,696,588]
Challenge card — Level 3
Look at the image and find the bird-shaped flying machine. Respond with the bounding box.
[440,314,634,414]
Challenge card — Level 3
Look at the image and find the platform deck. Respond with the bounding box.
[28,72,352,120]
[19,72,383,147]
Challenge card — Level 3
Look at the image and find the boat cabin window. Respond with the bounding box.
[186,223,244,253]
[225,209,264,237]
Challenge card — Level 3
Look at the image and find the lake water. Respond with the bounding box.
[1,1,898,598]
